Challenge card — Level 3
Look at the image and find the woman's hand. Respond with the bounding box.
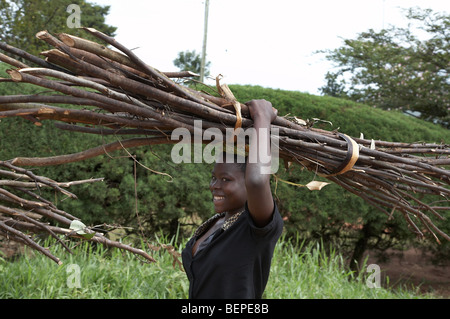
[245,99,278,124]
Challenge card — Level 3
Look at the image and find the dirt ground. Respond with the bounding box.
[0,240,28,259]
[365,248,450,298]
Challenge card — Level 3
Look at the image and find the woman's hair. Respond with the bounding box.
[217,152,247,173]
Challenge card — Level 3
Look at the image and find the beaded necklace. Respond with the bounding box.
[193,209,245,238]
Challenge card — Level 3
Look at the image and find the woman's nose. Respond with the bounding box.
[210,179,220,190]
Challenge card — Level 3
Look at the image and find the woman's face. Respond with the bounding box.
[209,162,247,214]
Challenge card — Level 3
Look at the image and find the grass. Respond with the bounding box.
[0,235,434,299]
[0,236,189,299]
[265,239,426,299]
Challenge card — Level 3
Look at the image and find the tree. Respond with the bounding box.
[320,72,347,98]
[0,0,116,57]
[173,50,210,81]
[320,7,449,127]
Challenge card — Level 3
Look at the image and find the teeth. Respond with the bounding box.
[214,196,224,200]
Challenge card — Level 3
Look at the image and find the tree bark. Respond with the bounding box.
[349,222,372,273]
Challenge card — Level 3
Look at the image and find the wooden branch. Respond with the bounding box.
[0,41,71,73]
[58,32,139,69]
[0,178,104,189]
[164,71,200,78]
[54,122,171,136]
[7,70,196,130]
[0,161,77,199]
[0,219,62,265]
[80,27,216,109]
[0,103,172,130]
[0,52,29,68]
[10,137,174,166]
[0,161,155,263]
[0,217,155,263]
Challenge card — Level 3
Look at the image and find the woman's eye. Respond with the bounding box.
[211,176,229,183]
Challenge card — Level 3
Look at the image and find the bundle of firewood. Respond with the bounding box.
[0,28,449,247]
[0,160,155,264]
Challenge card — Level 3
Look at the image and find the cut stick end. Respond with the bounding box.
[58,33,75,47]
[40,49,70,59]
[6,69,23,82]
[36,30,50,40]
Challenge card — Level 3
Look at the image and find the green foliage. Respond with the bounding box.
[0,0,116,58]
[0,236,433,299]
[319,8,450,126]
[265,237,430,299]
[173,50,210,80]
[320,72,347,98]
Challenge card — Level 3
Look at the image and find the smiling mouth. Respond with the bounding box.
[213,196,225,202]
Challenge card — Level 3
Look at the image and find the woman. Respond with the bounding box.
[182,99,283,299]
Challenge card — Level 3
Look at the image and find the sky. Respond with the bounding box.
[90,0,448,95]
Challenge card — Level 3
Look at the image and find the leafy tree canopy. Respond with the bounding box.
[320,7,449,127]
[0,0,116,57]
[173,50,210,80]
